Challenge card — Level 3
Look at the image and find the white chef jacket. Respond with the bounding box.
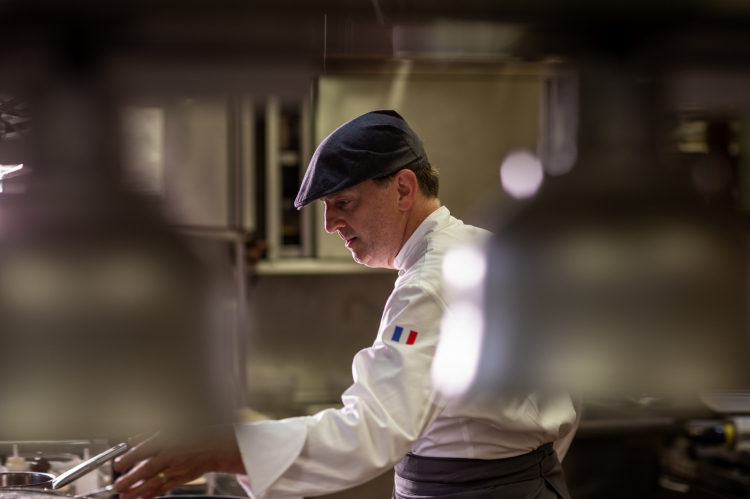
[235,206,579,499]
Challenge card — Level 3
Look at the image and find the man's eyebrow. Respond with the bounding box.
[322,193,348,202]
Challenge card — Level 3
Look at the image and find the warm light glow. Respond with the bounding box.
[499,151,543,199]
[432,302,484,397]
[0,164,23,193]
[443,245,487,291]
[434,243,489,397]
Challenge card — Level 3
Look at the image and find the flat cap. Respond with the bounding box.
[294,110,429,209]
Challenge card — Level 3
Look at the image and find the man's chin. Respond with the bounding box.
[350,251,366,265]
[350,251,389,269]
[350,250,371,267]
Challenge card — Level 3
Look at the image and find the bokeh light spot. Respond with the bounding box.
[500,151,544,199]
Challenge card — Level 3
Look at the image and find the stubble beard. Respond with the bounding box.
[348,238,393,268]
[340,231,382,267]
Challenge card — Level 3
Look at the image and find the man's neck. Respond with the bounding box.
[399,197,441,253]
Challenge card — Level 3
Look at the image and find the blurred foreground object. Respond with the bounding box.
[434,58,750,405]
[0,34,230,439]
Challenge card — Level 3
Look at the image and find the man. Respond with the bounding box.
[113,110,578,499]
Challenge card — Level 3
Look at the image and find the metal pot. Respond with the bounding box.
[0,442,127,494]
[0,474,55,489]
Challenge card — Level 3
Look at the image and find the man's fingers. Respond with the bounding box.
[114,455,168,493]
[119,471,190,499]
[116,479,145,499]
[118,473,165,499]
[113,449,141,474]
[114,434,162,472]
[113,460,145,492]
[112,429,225,499]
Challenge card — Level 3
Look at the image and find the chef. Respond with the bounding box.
[113,110,579,499]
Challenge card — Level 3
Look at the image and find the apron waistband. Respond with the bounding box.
[396,442,555,484]
[394,443,569,498]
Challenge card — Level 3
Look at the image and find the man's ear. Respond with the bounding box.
[395,169,418,212]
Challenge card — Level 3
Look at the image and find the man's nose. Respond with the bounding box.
[324,206,345,234]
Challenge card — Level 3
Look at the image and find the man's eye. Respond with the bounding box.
[338,200,350,207]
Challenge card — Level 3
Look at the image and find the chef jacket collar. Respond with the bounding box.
[394,206,451,275]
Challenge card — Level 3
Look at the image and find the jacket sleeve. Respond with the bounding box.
[234,282,446,498]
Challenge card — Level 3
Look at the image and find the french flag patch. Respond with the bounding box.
[391,326,418,345]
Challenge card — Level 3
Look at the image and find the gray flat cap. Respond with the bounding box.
[294,110,429,209]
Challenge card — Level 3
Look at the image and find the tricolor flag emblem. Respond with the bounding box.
[391,326,418,345]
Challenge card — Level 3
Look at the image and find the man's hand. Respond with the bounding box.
[112,427,245,499]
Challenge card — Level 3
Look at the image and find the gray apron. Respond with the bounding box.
[393,443,570,499]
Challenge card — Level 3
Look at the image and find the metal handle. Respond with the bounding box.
[52,443,128,490]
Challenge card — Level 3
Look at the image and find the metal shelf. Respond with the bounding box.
[174,226,250,242]
[252,258,397,275]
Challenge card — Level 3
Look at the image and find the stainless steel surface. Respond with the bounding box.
[74,485,113,498]
[0,442,94,447]
[265,97,281,260]
[0,488,70,499]
[51,444,127,490]
[0,474,55,489]
[701,391,750,414]
[234,237,248,408]
[230,96,252,408]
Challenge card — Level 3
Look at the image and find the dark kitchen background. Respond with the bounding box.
[3,1,750,498]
